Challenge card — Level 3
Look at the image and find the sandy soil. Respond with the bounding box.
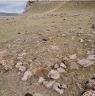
[0,1,95,96]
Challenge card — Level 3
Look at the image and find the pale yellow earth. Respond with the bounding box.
[0,1,95,96]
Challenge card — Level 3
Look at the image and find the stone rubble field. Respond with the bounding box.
[0,1,95,96]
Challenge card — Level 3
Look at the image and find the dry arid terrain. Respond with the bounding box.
[0,1,95,96]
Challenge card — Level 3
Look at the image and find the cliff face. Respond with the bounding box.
[24,1,62,14]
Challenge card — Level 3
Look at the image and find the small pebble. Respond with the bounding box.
[70,62,78,69]
[69,54,77,60]
[80,39,84,43]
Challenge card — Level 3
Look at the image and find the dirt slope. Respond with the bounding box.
[0,1,95,96]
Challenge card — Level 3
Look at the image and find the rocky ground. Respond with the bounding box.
[0,1,95,96]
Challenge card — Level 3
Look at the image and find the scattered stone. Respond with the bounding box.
[61,83,67,89]
[85,77,95,89]
[71,36,75,40]
[76,83,83,90]
[87,55,95,60]
[15,62,23,68]
[87,39,92,42]
[62,57,69,64]
[70,62,78,69]
[24,93,33,96]
[18,66,26,72]
[18,52,27,57]
[17,72,21,76]
[81,89,95,96]
[60,63,67,68]
[53,82,64,94]
[42,38,48,42]
[38,77,45,84]
[1,60,14,70]
[22,70,32,81]
[48,70,60,80]
[84,43,87,46]
[78,59,94,67]
[63,57,69,61]
[0,50,9,60]
[43,80,55,88]
[61,33,66,37]
[69,54,77,60]
[80,39,84,43]
[17,32,21,34]
[53,82,66,94]
[54,64,60,69]
[50,44,59,50]
[34,68,49,78]
[87,50,94,55]
[92,24,95,30]
[57,67,66,73]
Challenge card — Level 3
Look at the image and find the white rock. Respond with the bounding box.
[69,54,77,60]
[57,67,66,73]
[81,90,95,96]
[62,83,67,89]
[48,70,60,80]
[22,70,32,81]
[87,50,94,55]
[60,63,66,68]
[43,80,55,88]
[54,64,60,69]
[78,59,94,67]
[70,62,78,69]
[84,43,87,46]
[17,72,21,76]
[18,52,26,57]
[38,77,45,84]
[87,55,95,60]
[50,44,59,50]
[18,66,26,72]
[80,39,84,43]
[15,62,22,68]
[71,36,75,40]
[53,82,64,94]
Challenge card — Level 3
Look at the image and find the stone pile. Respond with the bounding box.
[38,77,67,95]
[0,50,15,70]
[69,53,95,68]
[81,78,95,96]
[38,62,67,95]
[81,89,95,96]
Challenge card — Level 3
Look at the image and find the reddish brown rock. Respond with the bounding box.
[34,68,49,78]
